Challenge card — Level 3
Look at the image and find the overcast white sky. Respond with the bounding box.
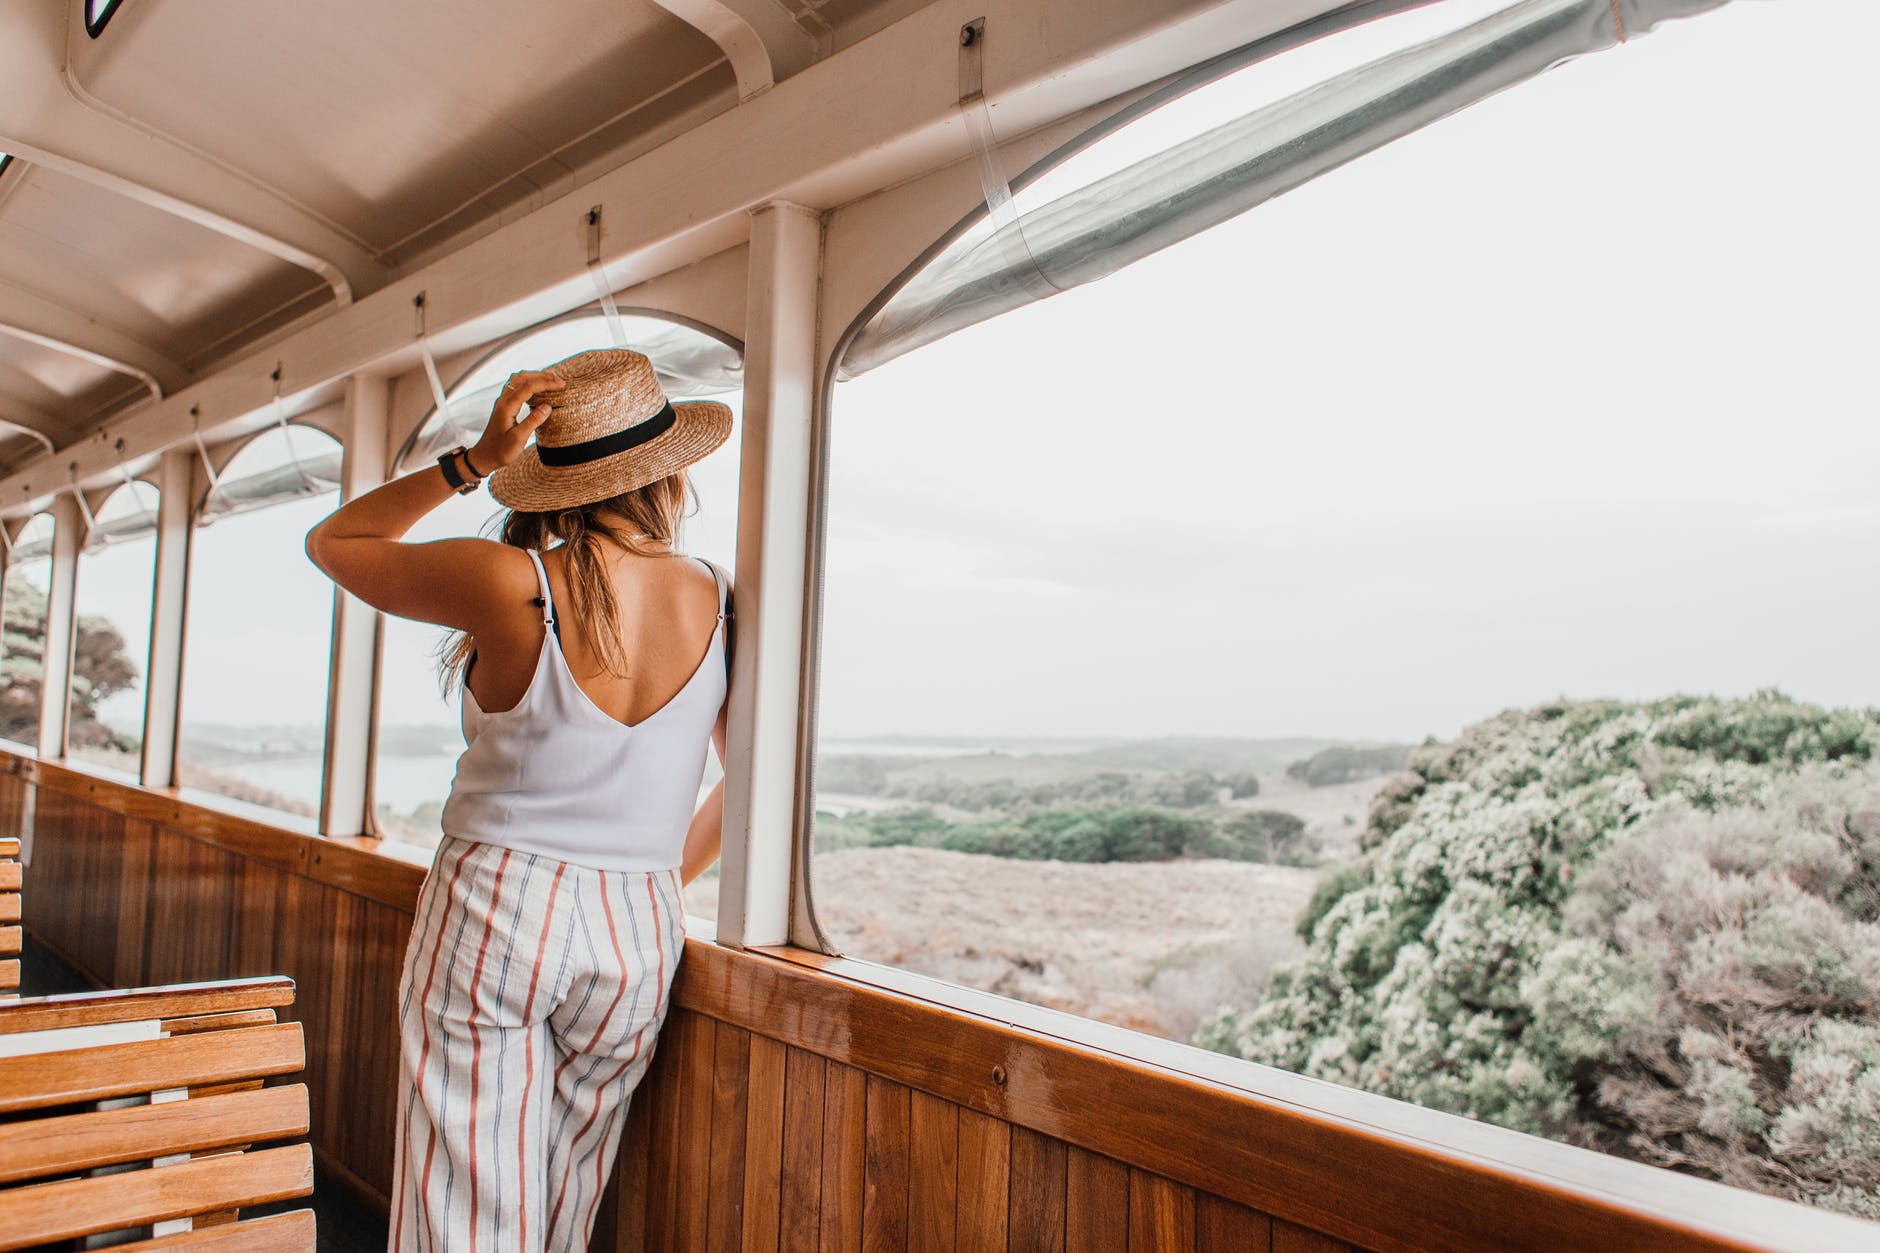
[38,0,1880,746]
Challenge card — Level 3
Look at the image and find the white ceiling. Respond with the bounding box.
[0,0,892,476]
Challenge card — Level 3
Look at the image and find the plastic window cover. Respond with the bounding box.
[399,314,745,473]
[6,515,58,568]
[82,481,161,555]
[197,425,343,530]
[841,0,1735,379]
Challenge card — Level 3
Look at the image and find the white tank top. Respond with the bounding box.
[438,549,728,871]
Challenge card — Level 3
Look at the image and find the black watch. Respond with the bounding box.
[436,446,483,495]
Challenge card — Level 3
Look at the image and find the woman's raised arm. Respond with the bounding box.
[304,370,560,627]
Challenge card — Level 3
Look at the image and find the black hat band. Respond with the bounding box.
[535,402,677,468]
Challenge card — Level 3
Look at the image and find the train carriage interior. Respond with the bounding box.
[0,0,1876,1248]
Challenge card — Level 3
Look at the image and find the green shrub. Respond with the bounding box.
[1198,694,1880,1217]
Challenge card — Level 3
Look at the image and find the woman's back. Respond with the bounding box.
[441,543,729,870]
[463,545,724,726]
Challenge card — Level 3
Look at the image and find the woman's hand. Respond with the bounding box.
[468,371,563,475]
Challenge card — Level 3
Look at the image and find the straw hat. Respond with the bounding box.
[487,348,733,511]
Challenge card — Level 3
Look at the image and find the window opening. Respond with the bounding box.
[0,514,57,750]
[85,0,127,39]
[69,481,159,776]
[177,426,344,826]
[811,0,1880,1223]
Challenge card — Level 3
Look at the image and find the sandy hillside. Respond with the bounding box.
[693,846,1318,1041]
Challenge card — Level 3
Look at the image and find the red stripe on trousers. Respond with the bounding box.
[461,847,514,1253]
[515,862,567,1253]
[394,838,479,1253]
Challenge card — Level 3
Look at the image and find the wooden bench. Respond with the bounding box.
[0,836,19,998]
[0,975,315,1250]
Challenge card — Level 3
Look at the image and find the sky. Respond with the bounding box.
[32,0,1880,748]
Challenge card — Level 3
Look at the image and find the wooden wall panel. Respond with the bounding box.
[819,1061,866,1252]
[1067,1146,1129,1253]
[707,1021,751,1253]
[1009,1126,1067,1253]
[9,757,418,1218]
[860,1075,908,1253]
[742,1032,787,1253]
[907,1089,957,1253]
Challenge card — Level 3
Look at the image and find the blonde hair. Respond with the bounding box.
[440,471,691,692]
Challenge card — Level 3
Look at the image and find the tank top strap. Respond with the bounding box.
[696,556,729,620]
[525,549,556,630]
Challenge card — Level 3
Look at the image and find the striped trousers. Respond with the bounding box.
[390,835,684,1252]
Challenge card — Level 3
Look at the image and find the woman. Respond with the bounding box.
[305,347,734,1252]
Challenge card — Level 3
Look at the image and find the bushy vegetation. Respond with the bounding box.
[816,803,1318,866]
[1285,743,1410,788]
[1198,694,1880,1218]
[2,580,139,750]
[869,768,1236,812]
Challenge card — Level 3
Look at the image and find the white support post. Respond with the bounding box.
[140,449,193,788]
[716,201,822,950]
[318,376,389,837]
[37,494,82,759]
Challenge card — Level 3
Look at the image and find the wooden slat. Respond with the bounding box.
[1129,1170,1196,1253]
[0,892,17,923]
[0,977,295,1035]
[0,1143,313,1251]
[674,1010,717,1252]
[819,1060,866,1253]
[907,1090,957,1253]
[615,1064,654,1253]
[112,1208,316,1250]
[115,819,157,985]
[0,959,16,989]
[0,924,19,955]
[0,836,18,856]
[1197,1194,1272,1252]
[161,1008,280,1036]
[0,1083,308,1184]
[1009,1126,1067,1253]
[741,1032,787,1253]
[780,1045,827,1251]
[957,1107,1010,1253]
[0,860,19,890]
[0,1022,304,1114]
[861,1075,909,1253]
[707,1020,751,1253]
[1066,1148,1129,1253]
[1271,1220,1352,1253]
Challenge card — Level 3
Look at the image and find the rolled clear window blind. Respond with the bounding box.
[841,0,1735,379]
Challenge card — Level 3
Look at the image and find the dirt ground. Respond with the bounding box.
[690,846,1318,1041]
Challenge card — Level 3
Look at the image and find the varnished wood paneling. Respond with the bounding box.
[708,1021,752,1253]
[781,1045,828,1250]
[674,1010,718,1251]
[1009,1126,1067,1253]
[743,1032,788,1253]
[1197,1194,1272,1252]
[907,1090,957,1253]
[861,1075,909,1253]
[9,756,415,1218]
[819,1061,866,1253]
[957,1107,1010,1253]
[1129,1170,1196,1253]
[1066,1147,1129,1253]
